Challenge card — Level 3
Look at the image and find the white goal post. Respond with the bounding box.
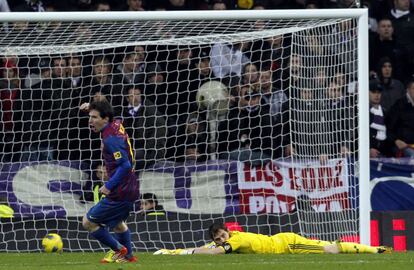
[0,9,370,252]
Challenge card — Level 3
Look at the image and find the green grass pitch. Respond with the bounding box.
[0,252,413,270]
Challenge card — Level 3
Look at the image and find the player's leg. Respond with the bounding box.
[276,233,391,254]
[113,221,137,262]
[293,237,392,254]
[100,200,135,263]
[335,242,392,254]
[83,199,124,254]
[82,215,123,252]
[277,233,330,254]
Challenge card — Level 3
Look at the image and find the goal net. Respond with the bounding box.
[0,10,369,252]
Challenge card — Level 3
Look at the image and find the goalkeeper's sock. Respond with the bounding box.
[338,242,378,254]
[115,229,133,258]
[91,227,123,251]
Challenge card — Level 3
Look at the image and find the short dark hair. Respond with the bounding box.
[378,17,392,24]
[93,56,110,65]
[89,99,114,122]
[369,80,383,92]
[141,193,158,206]
[212,0,226,5]
[208,223,228,240]
[406,80,414,89]
[124,84,144,95]
[92,0,111,10]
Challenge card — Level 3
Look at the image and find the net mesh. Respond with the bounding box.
[0,15,360,252]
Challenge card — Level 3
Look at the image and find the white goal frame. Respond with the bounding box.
[0,9,370,245]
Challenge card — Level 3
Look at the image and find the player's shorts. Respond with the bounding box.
[86,197,133,229]
[272,233,333,254]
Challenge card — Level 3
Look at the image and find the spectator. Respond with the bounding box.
[52,57,67,78]
[386,81,414,158]
[69,0,93,11]
[369,18,408,81]
[210,42,249,85]
[165,46,199,121]
[125,0,144,11]
[64,54,94,161]
[253,1,266,9]
[140,193,165,216]
[305,0,319,9]
[282,0,306,9]
[250,35,285,72]
[13,59,54,162]
[217,85,275,166]
[12,0,45,11]
[134,45,146,72]
[67,55,84,89]
[314,67,328,91]
[377,57,405,111]
[49,57,74,160]
[144,63,169,117]
[329,19,357,78]
[332,70,355,96]
[92,0,111,11]
[324,81,353,158]
[172,113,209,162]
[77,56,121,162]
[81,163,107,203]
[22,57,51,87]
[0,0,10,12]
[195,52,215,85]
[121,85,167,170]
[283,53,303,92]
[259,70,287,121]
[166,0,189,10]
[389,0,414,66]
[67,54,89,109]
[241,63,259,85]
[0,60,20,90]
[211,0,227,10]
[369,81,389,158]
[286,87,330,163]
[89,56,123,116]
[0,60,20,162]
[113,51,145,85]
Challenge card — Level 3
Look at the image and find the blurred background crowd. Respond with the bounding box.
[1,0,414,194]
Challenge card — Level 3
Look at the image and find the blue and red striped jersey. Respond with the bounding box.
[101,119,139,202]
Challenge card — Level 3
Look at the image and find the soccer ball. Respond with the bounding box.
[196,81,229,115]
[42,233,63,253]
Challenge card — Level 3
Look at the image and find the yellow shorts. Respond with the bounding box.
[272,233,332,254]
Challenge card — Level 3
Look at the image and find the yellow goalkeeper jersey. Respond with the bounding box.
[224,231,329,254]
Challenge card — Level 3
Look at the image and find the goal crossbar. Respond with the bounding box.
[0,9,367,22]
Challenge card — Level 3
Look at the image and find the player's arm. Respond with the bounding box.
[103,136,132,192]
[193,246,226,255]
[154,246,225,255]
[154,243,230,255]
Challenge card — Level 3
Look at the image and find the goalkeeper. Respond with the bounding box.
[154,223,391,255]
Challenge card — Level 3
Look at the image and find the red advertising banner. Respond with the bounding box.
[238,159,350,214]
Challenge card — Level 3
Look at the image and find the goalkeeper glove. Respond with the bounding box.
[153,248,194,255]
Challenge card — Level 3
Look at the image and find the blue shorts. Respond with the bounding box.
[86,198,133,229]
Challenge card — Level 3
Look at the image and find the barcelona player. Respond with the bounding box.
[80,99,139,263]
[154,223,392,255]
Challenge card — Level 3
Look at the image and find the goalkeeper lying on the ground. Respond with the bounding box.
[154,222,392,255]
